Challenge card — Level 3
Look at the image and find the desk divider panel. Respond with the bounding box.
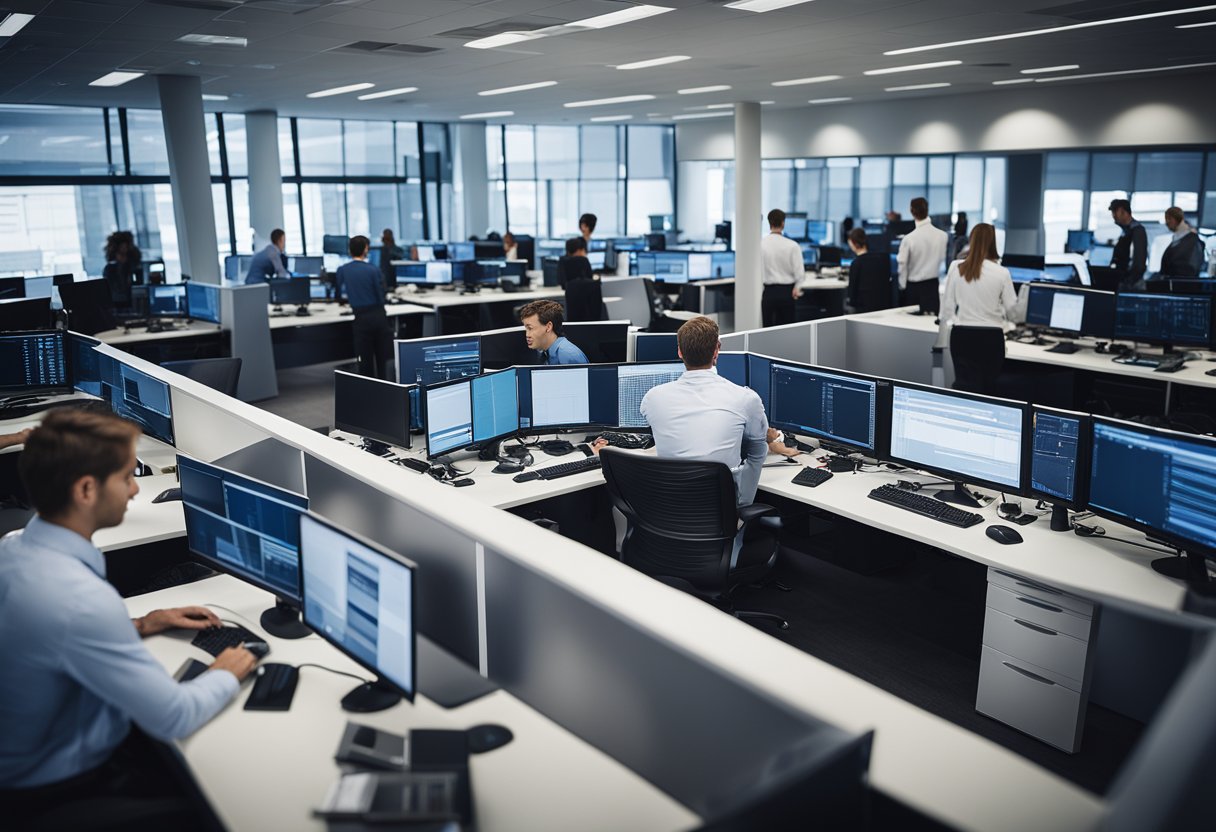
[219,283,277,402]
[213,437,306,496]
[482,547,872,821]
[811,318,849,370]
[845,317,936,385]
[745,323,814,365]
[170,388,279,463]
[601,277,652,328]
[719,332,747,352]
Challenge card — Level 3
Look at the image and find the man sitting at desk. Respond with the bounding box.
[0,408,257,824]
[336,235,394,380]
[245,228,289,283]
[520,300,588,365]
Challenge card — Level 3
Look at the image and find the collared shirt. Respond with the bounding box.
[941,259,1017,329]
[760,232,804,286]
[539,335,588,365]
[245,243,288,283]
[640,369,769,506]
[0,516,238,788]
[896,217,949,288]
[335,260,386,311]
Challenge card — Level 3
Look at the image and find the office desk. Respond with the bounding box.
[269,301,436,369]
[125,575,699,832]
[389,287,565,334]
[98,320,226,345]
[96,321,229,364]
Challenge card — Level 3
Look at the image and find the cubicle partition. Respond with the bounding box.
[748,322,814,366]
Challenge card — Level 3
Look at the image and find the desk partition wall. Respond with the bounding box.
[812,318,849,370]
[845,317,939,386]
[601,277,653,328]
[748,324,814,366]
[719,332,748,352]
[212,437,307,496]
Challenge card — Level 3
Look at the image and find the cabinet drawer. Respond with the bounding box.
[987,568,1094,618]
[986,583,1094,642]
[977,645,1085,753]
[983,607,1089,687]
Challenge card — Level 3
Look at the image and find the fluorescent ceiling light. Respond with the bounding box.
[568,4,674,29]
[725,0,817,11]
[1177,20,1216,27]
[464,31,543,49]
[809,96,852,103]
[590,115,633,122]
[479,81,557,96]
[306,82,374,98]
[615,55,690,70]
[357,87,418,100]
[0,12,34,36]
[886,5,1216,55]
[564,94,657,108]
[992,78,1034,85]
[671,111,734,120]
[704,103,736,109]
[460,110,513,119]
[678,85,731,94]
[177,33,247,47]
[89,71,144,87]
[885,82,951,92]
[760,100,775,104]
[863,60,961,76]
[201,93,229,101]
[1020,64,1079,74]
[1034,61,1216,83]
[772,74,841,86]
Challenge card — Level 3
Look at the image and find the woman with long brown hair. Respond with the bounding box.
[941,223,1016,394]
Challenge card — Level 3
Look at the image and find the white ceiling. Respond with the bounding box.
[1,0,1214,124]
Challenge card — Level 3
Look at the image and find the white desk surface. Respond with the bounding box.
[126,575,697,832]
[266,300,433,330]
[389,287,563,310]
[97,320,225,345]
[800,276,849,290]
[852,307,1216,389]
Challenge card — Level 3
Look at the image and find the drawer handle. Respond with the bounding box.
[1014,618,1058,636]
[1002,662,1056,686]
[1015,595,1063,614]
[1014,580,1062,596]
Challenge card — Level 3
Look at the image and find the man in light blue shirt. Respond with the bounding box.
[244,228,289,283]
[0,409,256,811]
[520,299,589,365]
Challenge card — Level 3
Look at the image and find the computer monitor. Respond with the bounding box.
[1024,285,1116,340]
[784,217,809,240]
[333,370,413,449]
[0,330,68,394]
[805,221,832,246]
[178,454,310,638]
[650,252,690,283]
[616,362,684,429]
[747,354,773,416]
[287,255,324,277]
[768,362,881,454]
[0,297,52,331]
[58,278,115,335]
[1008,266,1073,285]
[645,232,667,251]
[635,333,679,362]
[414,244,436,262]
[1002,254,1045,271]
[634,252,655,277]
[714,222,732,246]
[148,284,187,318]
[521,365,592,431]
[563,321,629,363]
[142,261,165,285]
[817,246,844,268]
[1089,244,1115,268]
[471,367,520,445]
[1088,417,1216,580]
[299,511,416,711]
[22,276,53,301]
[479,328,535,371]
[688,253,713,280]
[186,282,221,324]
[423,377,473,458]
[269,278,311,307]
[0,276,23,300]
[1028,407,1088,530]
[395,335,480,386]
[100,357,175,445]
[717,352,747,387]
[799,243,819,269]
[1113,293,1213,349]
[887,383,1025,504]
[367,247,381,267]
[1065,230,1094,254]
[711,252,736,278]
[426,261,453,285]
[587,250,607,270]
[322,234,349,255]
[448,242,476,261]
[68,333,104,396]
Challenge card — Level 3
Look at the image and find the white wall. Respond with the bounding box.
[676,71,1216,161]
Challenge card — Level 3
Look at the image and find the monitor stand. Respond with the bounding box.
[1150,550,1211,587]
[1045,340,1080,354]
[932,482,982,508]
[341,678,403,713]
[1049,504,1072,532]
[260,599,311,639]
[294,304,311,317]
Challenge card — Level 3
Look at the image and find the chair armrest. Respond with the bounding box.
[738,503,779,523]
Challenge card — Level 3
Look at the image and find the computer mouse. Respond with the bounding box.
[513,471,541,483]
[1206,368,1216,376]
[152,487,182,504]
[985,525,1023,545]
[466,723,514,754]
[242,640,271,658]
[452,478,474,487]
[492,460,523,474]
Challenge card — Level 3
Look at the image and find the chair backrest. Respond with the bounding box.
[564,278,604,323]
[600,449,739,592]
[161,357,242,397]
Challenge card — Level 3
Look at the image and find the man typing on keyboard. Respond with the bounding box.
[0,409,258,826]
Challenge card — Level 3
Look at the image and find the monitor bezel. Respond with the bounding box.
[0,329,71,395]
[765,358,886,456]
[185,281,222,324]
[1023,284,1113,338]
[470,366,521,446]
[1027,405,1091,510]
[1113,292,1214,349]
[333,370,414,450]
[518,363,598,434]
[886,380,1029,496]
[147,284,188,319]
[634,332,680,363]
[422,374,475,459]
[394,333,482,386]
[298,510,417,702]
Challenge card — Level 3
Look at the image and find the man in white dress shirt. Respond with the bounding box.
[760,209,804,327]
[896,197,948,315]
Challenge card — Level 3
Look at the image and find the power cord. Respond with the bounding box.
[296,663,373,685]
[1071,523,1178,555]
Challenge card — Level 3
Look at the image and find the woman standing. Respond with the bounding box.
[941,223,1016,394]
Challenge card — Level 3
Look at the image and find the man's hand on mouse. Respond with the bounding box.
[588,437,610,455]
[133,606,223,637]
[210,646,258,681]
[767,428,799,457]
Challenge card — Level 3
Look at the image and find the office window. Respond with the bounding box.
[928,156,953,215]
[0,185,85,276]
[1088,190,1127,243]
[1136,152,1202,193]
[301,183,346,253]
[953,157,984,220]
[0,105,110,176]
[396,122,420,179]
[212,182,231,260]
[344,120,394,177]
[486,125,504,181]
[859,157,891,220]
[1205,153,1216,229]
[507,181,537,237]
[398,183,425,241]
[1043,190,1084,255]
[505,126,535,181]
[794,162,825,219]
[281,183,304,255]
[223,113,247,177]
[826,159,858,226]
[230,179,252,252]
[983,157,1006,224]
[678,160,730,243]
[627,179,674,236]
[206,114,223,177]
[536,126,579,180]
[892,156,927,216]
[346,184,400,240]
[125,110,171,176]
[489,179,508,236]
[114,183,179,280]
[297,119,343,177]
[580,126,618,180]
[549,179,579,237]
[421,123,453,241]
[1091,153,1134,191]
[762,160,794,215]
[579,179,621,237]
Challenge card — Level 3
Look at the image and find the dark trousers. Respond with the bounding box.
[352,306,394,380]
[949,326,1005,395]
[761,284,796,327]
[904,279,940,314]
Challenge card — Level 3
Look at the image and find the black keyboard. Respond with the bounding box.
[791,467,833,487]
[395,457,431,473]
[867,483,984,528]
[534,457,602,480]
[0,398,78,420]
[191,624,262,656]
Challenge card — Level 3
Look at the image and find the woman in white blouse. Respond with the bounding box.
[942,223,1016,393]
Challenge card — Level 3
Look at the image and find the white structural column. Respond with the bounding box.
[246,110,285,252]
[734,101,762,331]
[456,123,490,238]
[157,75,220,283]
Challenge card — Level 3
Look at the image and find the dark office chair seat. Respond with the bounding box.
[564,277,604,322]
[599,449,787,629]
[160,357,242,397]
[949,326,1004,395]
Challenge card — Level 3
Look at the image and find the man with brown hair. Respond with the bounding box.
[896,196,948,314]
[0,409,256,819]
[519,299,588,364]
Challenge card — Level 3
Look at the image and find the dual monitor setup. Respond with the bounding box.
[630,251,735,282]
[178,455,417,712]
[393,259,526,290]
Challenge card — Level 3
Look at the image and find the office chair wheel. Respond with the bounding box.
[736,610,789,630]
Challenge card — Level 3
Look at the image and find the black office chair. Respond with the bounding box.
[599,449,788,630]
[564,278,604,323]
[948,326,1004,395]
[160,357,242,397]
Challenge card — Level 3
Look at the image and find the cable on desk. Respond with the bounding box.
[1071,523,1178,555]
[296,663,373,685]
